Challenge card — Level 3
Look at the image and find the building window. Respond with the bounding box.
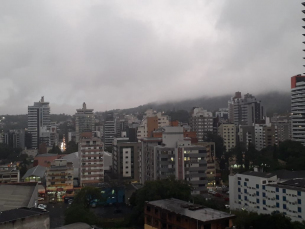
[276,202,279,208]
[283,189,286,194]
[263,193,265,197]
[263,186,265,190]
[276,195,279,200]
[238,181,241,185]
[245,178,249,181]
[238,195,241,200]
[244,182,247,186]
[262,180,266,184]
[256,184,259,189]
[146,206,151,212]
[298,199,302,204]
[283,204,286,209]
[244,196,247,201]
[256,191,259,196]
[244,189,247,194]
[283,196,286,201]
[298,207,302,213]
[263,200,266,205]
[238,188,241,192]
[298,191,302,196]
[276,188,279,192]
[257,199,259,204]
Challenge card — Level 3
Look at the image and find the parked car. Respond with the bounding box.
[37,204,47,210]
[215,186,222,191]
[225,205,230,209]
[224,197,229,202]
[38,197,44,201]
[214,193,223,198]
[68,199,73,205]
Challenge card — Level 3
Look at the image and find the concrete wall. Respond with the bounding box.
[0,213,50,229]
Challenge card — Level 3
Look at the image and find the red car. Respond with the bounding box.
[214,193,222,198]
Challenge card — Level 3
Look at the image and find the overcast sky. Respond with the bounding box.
[0,0,303,114]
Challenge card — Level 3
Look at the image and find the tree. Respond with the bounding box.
[64,204,97,225]
[205,132,226,159]
[48,144,62,154]
[72,186,103,208]
[64,187,103,225]
[232,210,304,229]
[129,177,192,225]
[64,141,78,154]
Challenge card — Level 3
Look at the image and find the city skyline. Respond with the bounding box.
[0,1,302,114]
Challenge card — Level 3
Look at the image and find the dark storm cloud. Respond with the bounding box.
[0,0,302,114]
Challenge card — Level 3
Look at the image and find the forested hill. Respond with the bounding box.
[119,91,291,116]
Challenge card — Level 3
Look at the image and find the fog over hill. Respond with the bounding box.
[117,91,291,116]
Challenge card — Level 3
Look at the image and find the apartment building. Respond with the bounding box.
[139,137,162,184]
[103,112,116,148]
[0,165,20,183]
[254,124,278,151]
[229,170,305,222]
[140,126,207,194]
[145,198,235,229]
[46,159,73,200]
[193,142,217,186]
[238,125,255,149]
[291,75,305,145]
[137,109,170,141]
[79,132,104,186]
[189,107,213,141]
[218,124,236,152]
[228,92,265,126]
[75,102,95,143]
[112,138,141,182]
[271,115,291,142]
[27,96,50,149]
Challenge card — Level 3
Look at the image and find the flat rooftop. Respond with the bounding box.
[268,178,305,192]
[147,198,235,222]
[241,171,276,178]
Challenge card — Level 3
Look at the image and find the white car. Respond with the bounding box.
[225,205,230,209]
[37,204,47,210]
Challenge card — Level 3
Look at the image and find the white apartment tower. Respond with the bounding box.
[291,75,305,145]
[75,103,95,143]
[27,96,50,149]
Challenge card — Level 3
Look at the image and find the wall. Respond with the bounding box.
[0,213,50,229]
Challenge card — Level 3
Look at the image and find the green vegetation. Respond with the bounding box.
[129,177,192,225]
[205,132,226,159]
[48,144,63,154]
[232,210,305,229]
[64,141,78,154]
[226,140,305,173]
[64,187,103,225]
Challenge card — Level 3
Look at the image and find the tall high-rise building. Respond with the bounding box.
[218,124,236,152]
[103,112,116,149]
[189,107,213,141]
[75,103,95,143]
[79,132,104,186]
[228,92,265,126]
[291,75,305,144]
[27,96,50,149]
